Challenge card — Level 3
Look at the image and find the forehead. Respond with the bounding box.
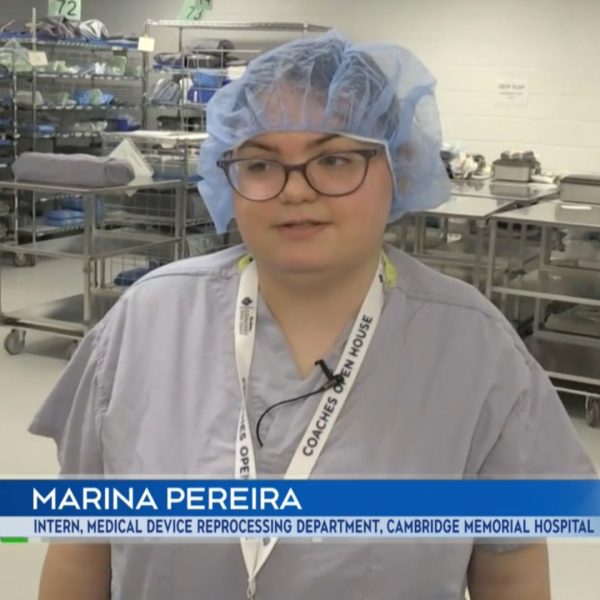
[239,131,336,152]
[236,132,380,155]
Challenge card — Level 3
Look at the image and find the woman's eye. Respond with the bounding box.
[318,154,353,167]
[244,161,271,173]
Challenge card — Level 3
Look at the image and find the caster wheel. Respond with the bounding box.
[12,253,29,267]
[4,330,25,355]
[66,341,79,361]
[585,397,600,428]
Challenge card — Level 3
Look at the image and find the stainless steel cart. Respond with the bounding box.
[101,130,214,256]
[0,178,182,358]
[486,200,600,426]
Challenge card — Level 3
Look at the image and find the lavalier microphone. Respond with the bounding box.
[255,360,345,447]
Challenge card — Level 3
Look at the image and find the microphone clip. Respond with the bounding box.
[315,359,345,391]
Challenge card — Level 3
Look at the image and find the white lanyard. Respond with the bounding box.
[234,255,389,599]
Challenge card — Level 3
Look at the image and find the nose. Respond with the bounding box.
[278,169,319,205]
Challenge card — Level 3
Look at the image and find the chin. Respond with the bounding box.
[266,249,337,275]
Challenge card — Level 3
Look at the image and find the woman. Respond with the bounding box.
[32,31,592,599]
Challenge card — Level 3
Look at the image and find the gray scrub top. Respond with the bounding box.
[30,245,594,600]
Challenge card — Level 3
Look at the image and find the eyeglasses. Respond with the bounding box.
[217,148,382,202]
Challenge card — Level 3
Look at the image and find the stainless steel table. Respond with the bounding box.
[399,182,558,289]
[418,196,513,287]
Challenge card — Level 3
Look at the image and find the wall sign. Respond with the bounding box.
[137,36,156,53]
[48,0,82,21]
[179,0,213,21]
[497,79,528,106]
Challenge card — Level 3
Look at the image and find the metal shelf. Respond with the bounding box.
[152,66,229,74]
[103,210,179,227]
[18,72,141,82]
[151,67,248,76]
[420,196,515,219]
[0,230,177,259]
[493,268,600,307]
[145,20,329,32]
[104,210,208,228]
[17,223,83,237]
[101,130,208,145]
[525,335,600,386]
[493,200,600,230]
[148,102,207,110]
[1,294,117,337]
[0,35,139,52]
[410,263,510,288]
[15,192,80,203]
[422,235,539,264]
[18,131,103,140]
[0,178,181,195]
[3,104,138,112]
[92,284,128,300]
[2,295,85,336]
[546,310,600,338]
[146,101,207,111]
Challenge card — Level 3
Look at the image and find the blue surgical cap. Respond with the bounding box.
[198,30,450,233]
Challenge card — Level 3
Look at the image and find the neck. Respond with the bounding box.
[256,250,383,338]
[257,251,381,319]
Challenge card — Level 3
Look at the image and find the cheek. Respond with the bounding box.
[232,197,254,246]
[232,196,248,229]
[233,195,259,227]
[233,196,273,243]
[340,166,392,228]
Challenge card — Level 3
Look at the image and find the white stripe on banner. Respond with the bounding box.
[2,517,600,540]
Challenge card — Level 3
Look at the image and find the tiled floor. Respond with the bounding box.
[1,256,600,599]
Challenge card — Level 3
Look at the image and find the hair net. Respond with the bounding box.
[198,30,450,233]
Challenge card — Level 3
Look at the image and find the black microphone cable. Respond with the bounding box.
[255,360,345,448]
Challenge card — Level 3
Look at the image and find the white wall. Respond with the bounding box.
[3,0,600,172]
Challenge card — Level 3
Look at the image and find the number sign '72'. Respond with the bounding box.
[48,0,82,21]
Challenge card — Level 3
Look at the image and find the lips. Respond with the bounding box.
[276,220,329,229]
[274,219,331,240]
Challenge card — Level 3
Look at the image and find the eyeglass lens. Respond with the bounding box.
[226,151,375,201]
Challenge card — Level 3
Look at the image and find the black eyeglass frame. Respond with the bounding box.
[216,147,383,202]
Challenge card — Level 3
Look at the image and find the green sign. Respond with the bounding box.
[179,0,212,21]
[48,0,82,20]
[1,538,28,544]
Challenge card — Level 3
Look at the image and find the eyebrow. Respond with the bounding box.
[238,133,342,153]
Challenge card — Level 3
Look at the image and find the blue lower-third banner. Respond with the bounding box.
[1,479,600,540]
